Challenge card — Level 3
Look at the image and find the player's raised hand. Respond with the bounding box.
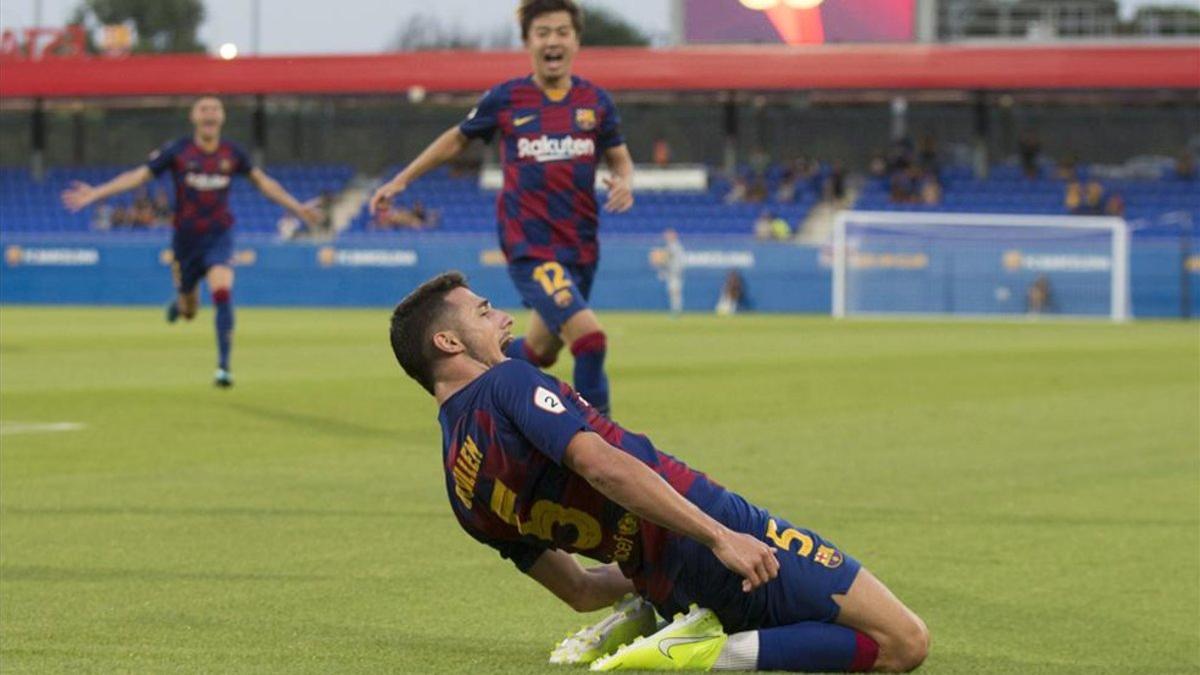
[710,529,780,593]
[369,178,408,216]
[603,175,633,213]
[61,181,98,212]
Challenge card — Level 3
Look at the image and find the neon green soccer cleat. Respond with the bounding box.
[549,594,657,665]
[589,604,727,671]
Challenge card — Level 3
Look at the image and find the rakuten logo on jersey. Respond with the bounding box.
[184,173,232,191]
[516,135,595,163]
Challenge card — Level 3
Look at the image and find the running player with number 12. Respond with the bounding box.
[370,0,632,415]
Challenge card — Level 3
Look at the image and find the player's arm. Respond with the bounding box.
[526,549,636,612]
[248,168,322,227]
[602,144,634,213]
[563,431,779,592]
[369,127,471,215]
[61,166,153,212]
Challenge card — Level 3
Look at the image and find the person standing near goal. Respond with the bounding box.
[658,228,685,315]
[62,96,320,388]
[369,0,634,415]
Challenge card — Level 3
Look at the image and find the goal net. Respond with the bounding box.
[831,211,1130,320]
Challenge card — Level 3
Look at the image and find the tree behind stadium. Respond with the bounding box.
[70,0,206,54]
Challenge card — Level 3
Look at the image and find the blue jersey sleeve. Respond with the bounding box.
[146,138,183,177]
[228,142,255,175]
[493,361,588,465]
[596,88,624,151]
[458,86,503,143]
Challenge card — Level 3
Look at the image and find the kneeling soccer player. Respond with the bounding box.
[389,272,929,672]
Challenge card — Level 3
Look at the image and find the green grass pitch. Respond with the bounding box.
[1,306,1197,673]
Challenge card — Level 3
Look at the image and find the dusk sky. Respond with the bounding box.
[0,0,674,54]
[0,0,1177,54]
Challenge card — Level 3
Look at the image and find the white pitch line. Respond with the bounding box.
[0,422,87,436]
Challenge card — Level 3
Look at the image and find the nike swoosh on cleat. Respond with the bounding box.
[658,635,722,659]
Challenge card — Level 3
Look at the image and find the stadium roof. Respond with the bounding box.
[2,45,1197,99]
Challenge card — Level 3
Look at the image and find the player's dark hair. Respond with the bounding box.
[518,0,583,41]
[390,271,469,395]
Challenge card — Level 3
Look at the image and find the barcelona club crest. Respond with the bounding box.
[575,108,596,131]
[219,158,233,173]
[814,545,844,569]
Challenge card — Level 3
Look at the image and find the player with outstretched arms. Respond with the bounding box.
[388,271,930,672]
[62,96,320,388]
[370,0,632,415]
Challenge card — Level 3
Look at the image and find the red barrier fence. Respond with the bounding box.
[2,45,1198,98]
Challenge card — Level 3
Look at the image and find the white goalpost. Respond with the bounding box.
[831,211,1130,321]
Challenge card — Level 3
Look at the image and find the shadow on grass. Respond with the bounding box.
[226,402,394,439]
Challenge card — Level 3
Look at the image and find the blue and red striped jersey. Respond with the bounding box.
[438,359,724,607]
[458,76,624,266]
[146,137,253,235]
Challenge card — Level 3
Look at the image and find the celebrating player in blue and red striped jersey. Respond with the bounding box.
[62,97,319,388]
[370,0,633,415]
[389,272,930,672]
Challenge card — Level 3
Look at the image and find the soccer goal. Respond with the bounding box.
[831,211,1130,321]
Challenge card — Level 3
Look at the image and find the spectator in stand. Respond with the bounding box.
[753,210,773,239]
[153,187,172,225]
[746,178,768,204]
[753,210,791,241]
[652,138,671,168]
[919,172,942,206]
[890,166,921,204]
[375,198,439,231]
[130,188,158,228]
[1066,178,1106,215]
[1104,192,1126,217]
[724,177,748,205]
[823,162,846,203]
[1064,177,1083,213]
[1082,180,1106,215]
[1018,130,1042,179]
[91,202,113,231]
[775,166,799,203]
[1056,153,1079,181]
[111,204,131,228]
[279,192,335,240]
[868,150,888,181]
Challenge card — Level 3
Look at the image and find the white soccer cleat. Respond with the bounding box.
[549,594,657,665]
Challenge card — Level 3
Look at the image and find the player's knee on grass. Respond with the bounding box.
[874,615,929,672]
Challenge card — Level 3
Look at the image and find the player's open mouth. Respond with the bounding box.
[500,333,514,351]
[543,52,564,65]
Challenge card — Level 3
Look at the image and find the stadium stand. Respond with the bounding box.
[344,166,818,237]
[856,162,1199,237]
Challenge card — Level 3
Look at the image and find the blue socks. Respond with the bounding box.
[570,331,610,415]
[756,622,879,672]
[212,288,234,371]
[505,337,558,368]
